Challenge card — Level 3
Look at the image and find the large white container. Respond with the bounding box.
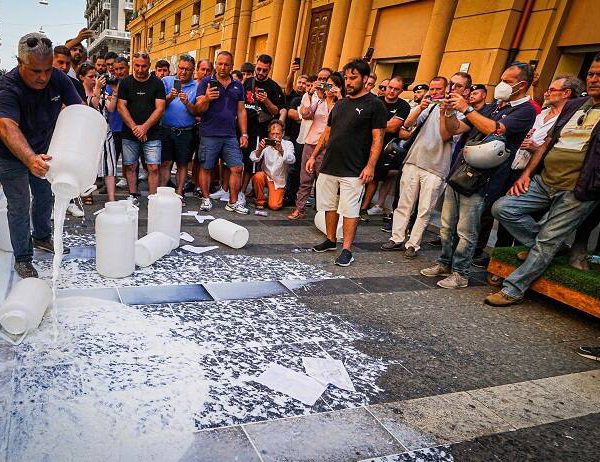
[208,218,249,249]
[118,199,139,242]
[135,232,174,267]
[0,187,12,252]
[95,202,135,278]
[0,278,52,337]
[148,187,182,251]
[314,211,343,240]
[46,105,107,199]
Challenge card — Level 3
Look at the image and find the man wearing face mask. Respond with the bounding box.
[420,62,536,289]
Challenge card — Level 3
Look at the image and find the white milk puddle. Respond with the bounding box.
[7,296,210,461]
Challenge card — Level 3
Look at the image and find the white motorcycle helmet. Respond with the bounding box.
[463,134,510,169]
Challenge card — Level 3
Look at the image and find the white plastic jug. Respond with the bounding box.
[118,199,139,242]
[208,218,249,249]
[135,232,174,267]
[0,187,12,252]
[148,187,182,251]
[0,278,52,342]
[314,211,343,240]
[95,202,135,278]
[46,105,107,199]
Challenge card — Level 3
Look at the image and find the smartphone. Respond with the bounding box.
[363,47,375,62]
[255,87,266,94]
[209,79,218,89]
[294,57,301,66]
[529,59,539,72]
[264,138,277,147]
[174,78,181,92]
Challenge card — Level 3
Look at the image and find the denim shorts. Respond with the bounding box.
[198,136,243,170]
[122,138,162,165]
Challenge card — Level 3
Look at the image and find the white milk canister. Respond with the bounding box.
[96,202,135,278]
[208,219,249,249]
[0,278,52,341]
[118,199,139,242]
[46,105,107,199]
[135,232,174,267]
[314,211,343,240]
[148,187,182,251]
[0,187,12,252]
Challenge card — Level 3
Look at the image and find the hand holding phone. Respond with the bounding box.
[174,78,182,92]
[264,138,277,147]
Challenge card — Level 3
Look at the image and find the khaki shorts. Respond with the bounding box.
[316,173,365,218]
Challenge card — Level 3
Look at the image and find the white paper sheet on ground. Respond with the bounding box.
[195,215,215,224]
[181,211,198,216]
[302,357,356,392]
[254,363,327,406]
[179,232,194,242]
[181,245,218,254]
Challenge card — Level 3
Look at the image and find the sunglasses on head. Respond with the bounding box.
[378,85,387,90]
[133,51,150,59]
[26,37,52,48]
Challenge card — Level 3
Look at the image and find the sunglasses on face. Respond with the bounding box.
[378,85,387,91]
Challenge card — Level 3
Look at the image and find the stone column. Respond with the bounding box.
[265,0,284,58]
[272,0,302,85]
[338,0,372,67]
[322,0,351,70]
[234,0,253,68]
[413,0,458,84]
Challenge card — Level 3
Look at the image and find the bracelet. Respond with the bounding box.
[241,134,248,138]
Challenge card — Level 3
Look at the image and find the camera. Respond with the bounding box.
[317,82,332,91]
[98,72,118,85]
[264,138,277,147]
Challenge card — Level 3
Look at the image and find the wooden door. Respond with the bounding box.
[304,6,332,75]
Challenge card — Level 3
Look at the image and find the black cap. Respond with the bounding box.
[471,84,487,92]
[412,83,429,92]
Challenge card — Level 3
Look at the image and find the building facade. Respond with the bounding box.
[86,0,134,59]
[127,0,600,93]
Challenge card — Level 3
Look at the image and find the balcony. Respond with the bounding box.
[88,28,131,53]
[103,1,110,11]
[123,1,133,10]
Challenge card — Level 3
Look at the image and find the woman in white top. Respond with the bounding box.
[250,120,295,210]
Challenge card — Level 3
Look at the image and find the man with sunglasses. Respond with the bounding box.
[0,33,83,278]
[377,79,390,98]
[486,55,600,307]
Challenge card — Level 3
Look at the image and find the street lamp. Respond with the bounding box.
[39,1,49,5]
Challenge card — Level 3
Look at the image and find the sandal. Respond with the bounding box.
[287,208,305,220]
[82,195,94,205]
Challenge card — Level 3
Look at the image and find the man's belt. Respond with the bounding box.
[162,124,195,135]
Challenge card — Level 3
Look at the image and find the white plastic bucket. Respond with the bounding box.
[314,211,343,240]
[95,202,135,278]
[135,232,174,267]
[0,187,12,252]
[208,219,249,249]
[148,187,182,250]
[46,105,107,199]
[0,278,52,342]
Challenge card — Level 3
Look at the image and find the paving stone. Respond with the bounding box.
[118,283,213,305]
[245,407,406,462]
[284,278,366,297]
[179,426,261,462]
[204,280,291,301]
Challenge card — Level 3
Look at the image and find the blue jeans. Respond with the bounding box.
[438,185,486,277]
[0,157,53,262]
[122,138,162,165]
[198,136,243,170]
[492,174,599,299]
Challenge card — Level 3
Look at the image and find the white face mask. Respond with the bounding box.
[494,80,525,101]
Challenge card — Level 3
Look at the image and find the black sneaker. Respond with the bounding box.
[359,210,370,222]
[381,222,392,233]
[313,239,337,253]
[14,261,38,278]
[381,240,405,251]
[32,238,70,255]
[577,346,600,361]
[382,214,393,224]
[404,246,417,259]
[335,249,354,267]
[472,252,490,268]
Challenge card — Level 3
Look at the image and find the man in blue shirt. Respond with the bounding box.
[0,33,83,278]
[194,51,249,214]
[159,55,198,198]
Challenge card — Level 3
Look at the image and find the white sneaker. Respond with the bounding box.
[116,178,128,189]
[126,194,140,207]
[237,191,246,205]
[367,204,384,216]
[225,201,249,215]
[437,272,468,289]
[138,170,148,180]
[200,197,213,211]
[209,187,227,200]
[66,203,84,218]
[220,191,230,202]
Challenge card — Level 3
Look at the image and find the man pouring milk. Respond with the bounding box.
[0,33,83,279]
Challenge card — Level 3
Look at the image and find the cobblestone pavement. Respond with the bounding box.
[1,192,599,461]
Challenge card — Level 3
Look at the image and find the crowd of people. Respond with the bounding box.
[1,30,600,359]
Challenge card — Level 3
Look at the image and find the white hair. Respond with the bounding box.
[18,32,53,65]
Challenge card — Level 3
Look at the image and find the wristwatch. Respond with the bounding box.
[463,105,475,115]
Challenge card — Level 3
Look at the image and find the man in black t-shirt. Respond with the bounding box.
[0,33,83,278]
[117,51,166,200]
[306,59,388,266]
[360,76,411,217]
[242,54,285,195]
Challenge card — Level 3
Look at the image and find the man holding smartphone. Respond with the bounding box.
[194,51,249,214]
[159,54,198,199]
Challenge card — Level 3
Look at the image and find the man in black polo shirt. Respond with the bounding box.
[306,59,388,266]
[420,62,536,289]
[0,33,82,278]
[242,54,285,197]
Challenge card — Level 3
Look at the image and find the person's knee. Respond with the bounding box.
[229,166,243,175]
[146,164,159,173]
[491,197,510,220]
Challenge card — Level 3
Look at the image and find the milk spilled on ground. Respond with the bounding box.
[50,197,69,336]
